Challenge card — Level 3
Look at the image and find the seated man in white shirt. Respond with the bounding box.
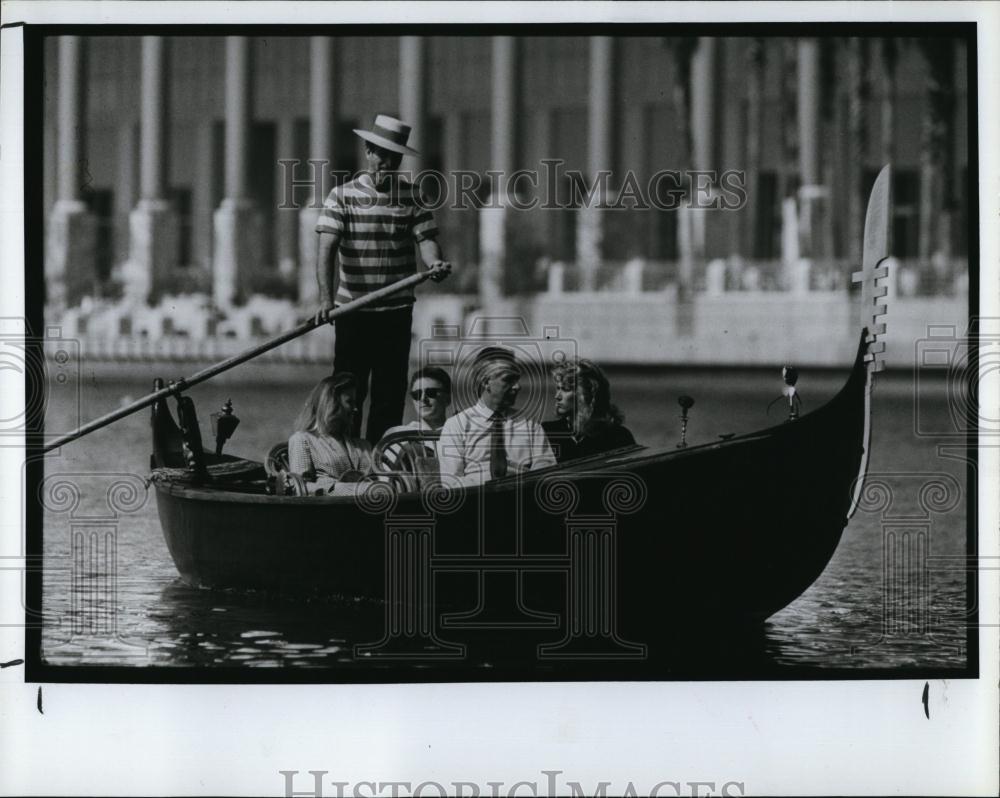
[438,346,556,486]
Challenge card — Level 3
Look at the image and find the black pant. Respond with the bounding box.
[333,306,413,444]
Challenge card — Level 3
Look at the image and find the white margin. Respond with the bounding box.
[0,3,997,797]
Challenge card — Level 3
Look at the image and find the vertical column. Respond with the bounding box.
[192,121,214,272]
[779,40,801,290]
[539,519,645,660]
[676,37,715,316]
[398,36,426,176]
[479,36,517,312]
[126,36,179,304]
[743,39,765,259]
[440,111,463,263]
[47,36,96,311]
[878,39,898,167]
[71,525,117,637]
[575,37,614,292]
[299,36,335,307]
[535,110,557,264]
[224,38,250,201]
[884,526,929,638]
[56,38,82,206]
[140,37,167,201]
[115,122,137,267]
[795,38,825,291]
[213,36,261,309]
[275,117,298,276]
[689,37,717,174]
[797,41,820,189]
[491,37,516,180]
[43,57,58,234]
[355,520,463,659]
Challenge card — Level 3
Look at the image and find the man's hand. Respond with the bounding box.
[428,260,452,283]
[314,298,336,326]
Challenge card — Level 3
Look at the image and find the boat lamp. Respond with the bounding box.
[677,394,694,448]
[211,398,241,456]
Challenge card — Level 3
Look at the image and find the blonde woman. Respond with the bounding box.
[288,373,373,495]
[542,358,636,463]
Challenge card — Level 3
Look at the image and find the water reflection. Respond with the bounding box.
[153,582,384,667]
[148,579,795,676]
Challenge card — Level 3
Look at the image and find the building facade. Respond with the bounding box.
[43,34,971,311]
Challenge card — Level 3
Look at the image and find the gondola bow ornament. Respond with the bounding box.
[848,164,892,518]
[853,164,892,373]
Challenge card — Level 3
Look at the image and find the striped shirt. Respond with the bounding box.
[316,172,438,311]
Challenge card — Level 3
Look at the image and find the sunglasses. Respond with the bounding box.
[410,387,445,401]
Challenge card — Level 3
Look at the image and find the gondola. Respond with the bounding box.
[49,168,893,659]
[147,325,874,638]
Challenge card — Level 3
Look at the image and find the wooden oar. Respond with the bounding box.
[40,267,446,454]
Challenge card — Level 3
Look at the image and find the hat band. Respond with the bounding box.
[371,123,410,147]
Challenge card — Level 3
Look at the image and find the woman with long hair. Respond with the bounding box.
[542,358,636,463]
[288,372,373,494]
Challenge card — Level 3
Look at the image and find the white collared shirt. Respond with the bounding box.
[438,400,556,486]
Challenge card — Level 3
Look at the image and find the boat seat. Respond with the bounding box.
[373,429,442,492]
[263,434,439,496]
[264,442,309,496]
[265,442,290,476]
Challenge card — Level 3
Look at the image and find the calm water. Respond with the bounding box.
[38,363,970,675]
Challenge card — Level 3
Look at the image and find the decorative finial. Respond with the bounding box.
[782,367,801,421]
[677,395,694,448]
[211,398,240,456]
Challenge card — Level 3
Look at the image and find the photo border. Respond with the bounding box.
[2,4,996,796]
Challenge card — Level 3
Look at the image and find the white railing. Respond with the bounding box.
[538,256,969,297]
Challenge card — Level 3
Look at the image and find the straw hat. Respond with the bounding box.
[353,114,420,157]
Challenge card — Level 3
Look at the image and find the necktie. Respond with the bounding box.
[490,413,508,479]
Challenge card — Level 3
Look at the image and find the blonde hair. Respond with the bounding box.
[551,358,624,427]
[295,373,358,437]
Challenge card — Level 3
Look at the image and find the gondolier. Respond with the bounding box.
[314,114,452,444]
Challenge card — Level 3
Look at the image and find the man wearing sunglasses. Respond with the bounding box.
[378,366,453,474]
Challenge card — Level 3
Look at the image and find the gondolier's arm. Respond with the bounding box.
[418,238,452,283]
[315,231,340,325]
